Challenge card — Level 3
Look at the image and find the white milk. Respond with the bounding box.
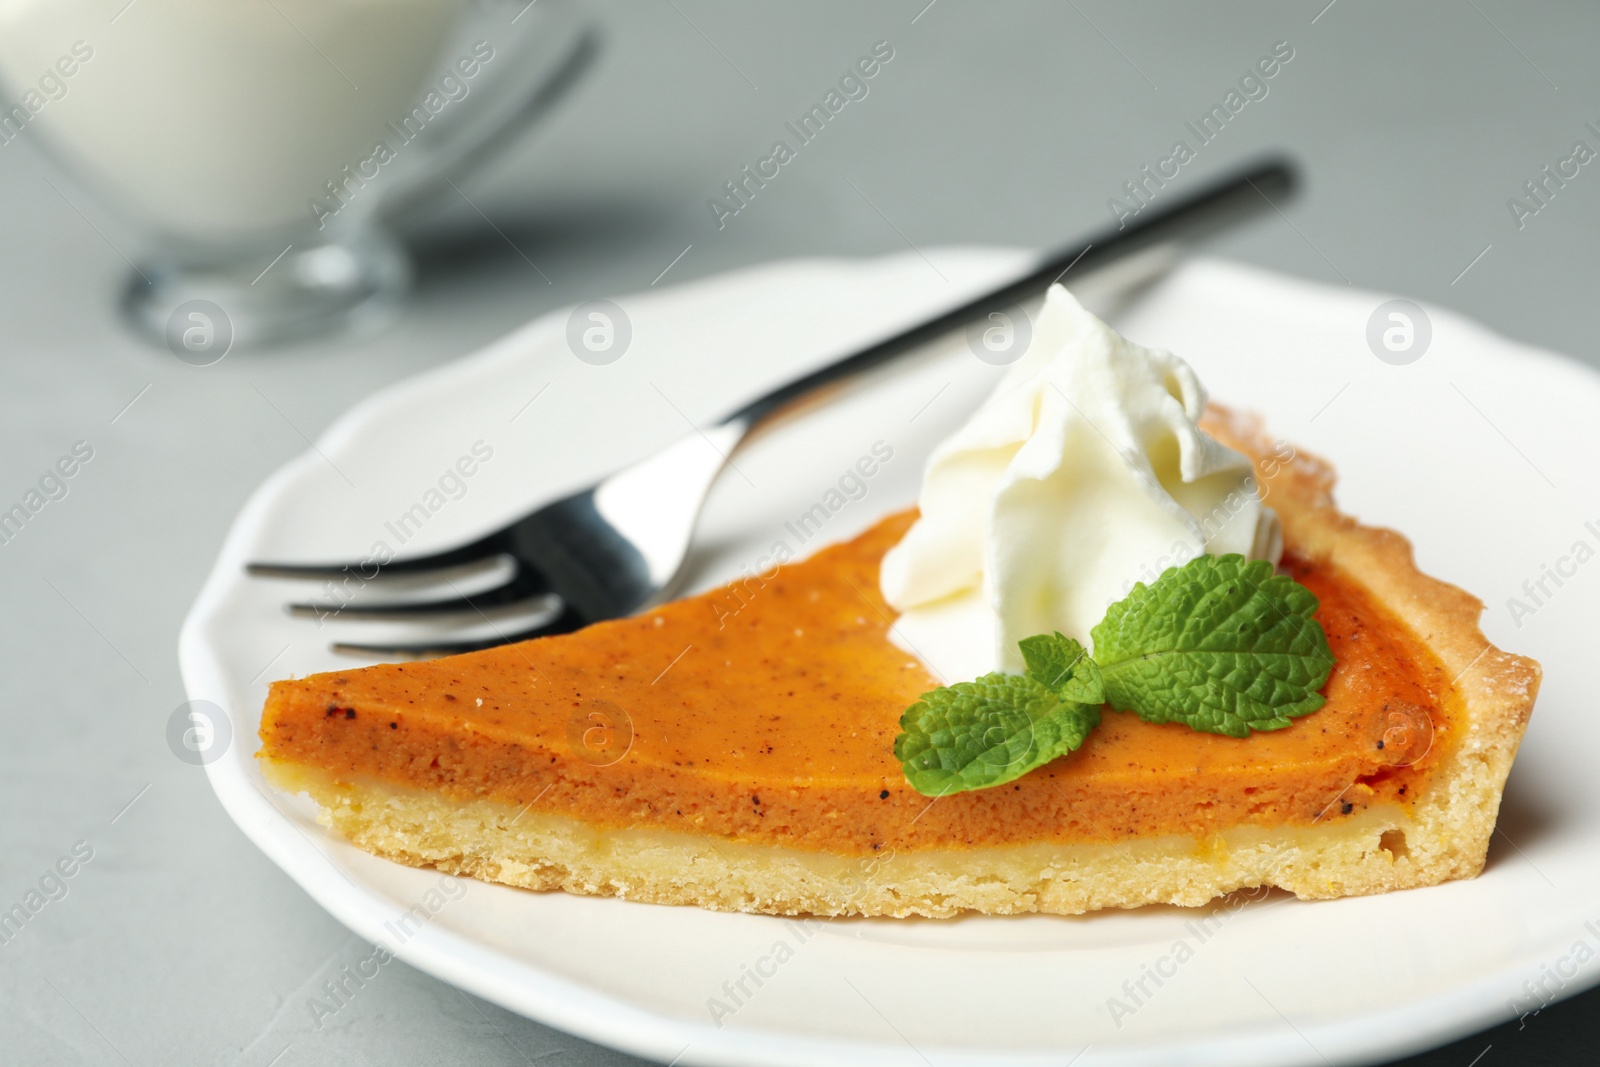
[0,0,469,241]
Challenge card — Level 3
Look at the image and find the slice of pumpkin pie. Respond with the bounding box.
[258,288,1537,917]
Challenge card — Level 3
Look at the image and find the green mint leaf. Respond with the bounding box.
[1090,554,1333,738]
[893,673,1101,797]
[1018,631,1104,705]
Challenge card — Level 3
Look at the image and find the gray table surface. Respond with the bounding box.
[2,2,1595,1064]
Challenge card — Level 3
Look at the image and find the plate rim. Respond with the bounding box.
[179,250,1590,1067]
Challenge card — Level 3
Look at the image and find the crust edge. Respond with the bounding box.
[1205,406,1540,891]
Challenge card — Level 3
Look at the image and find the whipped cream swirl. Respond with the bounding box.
[880,285,1281,683]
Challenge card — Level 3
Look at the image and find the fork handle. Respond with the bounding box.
[718,157,1296,430]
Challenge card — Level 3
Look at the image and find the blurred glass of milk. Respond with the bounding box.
[0,0,597,351]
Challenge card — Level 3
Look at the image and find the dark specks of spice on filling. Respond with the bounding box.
[1340,801,1354,815]
[344,708,356,720]
[879,789,889,799]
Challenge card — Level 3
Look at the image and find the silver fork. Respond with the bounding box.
[248,159,1296,657]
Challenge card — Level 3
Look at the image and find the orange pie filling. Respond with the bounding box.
[259,509,1456,856]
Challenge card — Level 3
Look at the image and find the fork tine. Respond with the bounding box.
[328,604,585,658]
[247,533,508,580]
[286,571,552,620]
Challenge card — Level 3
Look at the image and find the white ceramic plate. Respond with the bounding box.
[181,251,1598,1067]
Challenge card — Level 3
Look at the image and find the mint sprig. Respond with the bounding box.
[1019,631,1105,705]
[894,637,1101,797]
[893,555,1332,795]
[1092,555,1333,737]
